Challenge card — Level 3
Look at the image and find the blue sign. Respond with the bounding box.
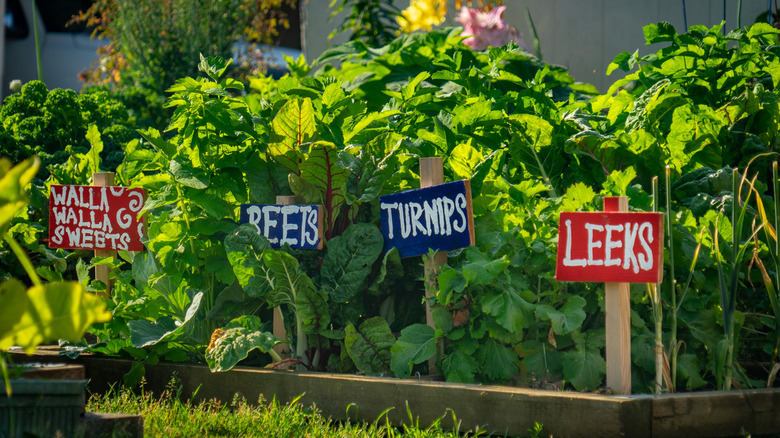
[380,180,474,258]
[240,204,323,249]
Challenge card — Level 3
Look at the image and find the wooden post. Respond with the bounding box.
[273,195,296,357]
[603,196,632,395]
[93,173,115,298]
[419,157,446,375]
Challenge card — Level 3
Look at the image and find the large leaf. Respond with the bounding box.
[390,323,436,378]
[462,248,510,285]
[1,281,111,353]
[296,287,330,335]
[0,279,28,343]
[206,326,281,372]
[321,223,384,303]
[344,316,395,376]
[481,288,535,334]
[561,345,606,391]
[262,250,316,310]
[476,338,518,382]
[129,291,203,348]
[367,247,404,296]
[269,98,314,173]
[0,157,39,233]
[441,340,480,383]
[534,296,587,335]
[224,224,273,297]
[299,141,349,228]
[341,134,400,205]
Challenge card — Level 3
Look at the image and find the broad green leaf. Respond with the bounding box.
[169,158,209,189]
[129,316,178,348]
[517,340,562,380]
[299,141,349,215]
[0,279,28,344]
[560,182,597,211]
[746,22,780,38]
[451,97,502,131]
[198,54,232,81]
[321,223,383,303]
[561,345,605,391]
[462,248,510,285]
[224,225,273,297]
[367,247,404,296]
[441,343,479,383]
[534,296,587,335]
[342,135,399,205]
[205,326,281,372]
[84,125,104,175]
[481,288,535,333]
[345,317,395,376]
[129,291,202,347]
[296,287,330,334]
[344,110,400,144]
[476,339,518,382]
[677,353,707,389]
[0,157,39,233]
[3,281,111,353]
[390,324,436,378]
[643,22,677,45]
[269,98,314,173]
[448,143,483,181]
[138,128,177,160]
[262,250,315,309]
[607,50,639,75]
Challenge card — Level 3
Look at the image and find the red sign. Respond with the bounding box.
[48,185,145,251]
[556,212,664,283]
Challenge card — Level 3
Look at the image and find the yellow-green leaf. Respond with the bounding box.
[7,281,111,353]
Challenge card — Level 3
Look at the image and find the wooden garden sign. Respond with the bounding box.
[240,198,324,357]
[380,179,475,258]
[555,197,664,394]
[48,174,146,297]
[239,203,324,249]
[48,183,146,252]
[381,157,475,374]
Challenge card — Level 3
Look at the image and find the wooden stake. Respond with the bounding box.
[603,196,632,395]
[273,195,296,358]
[93,173,115,298]
[419,157,446,375]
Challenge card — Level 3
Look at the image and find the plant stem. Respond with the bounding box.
[665,166,678,390]
[32,0,43,82]
[295,312,308,367]
[773,162,780,364]
[652,176,664,394]
[4,235,43,287]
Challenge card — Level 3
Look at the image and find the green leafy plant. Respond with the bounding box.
[0,157,111,393]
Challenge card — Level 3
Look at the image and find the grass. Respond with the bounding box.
[86,377,543,437]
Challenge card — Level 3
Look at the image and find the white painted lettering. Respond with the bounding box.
[380,202,399,239]
[280,205,300,246]
[585,223,604,266]
[638,222,654,271]
[604,224,623,267]
[263,206,281,244]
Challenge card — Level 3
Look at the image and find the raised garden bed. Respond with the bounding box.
[10,348,780,438]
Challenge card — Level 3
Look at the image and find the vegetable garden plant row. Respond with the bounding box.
[10,348,780,438]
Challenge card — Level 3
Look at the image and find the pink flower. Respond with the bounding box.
[456,6,522,51]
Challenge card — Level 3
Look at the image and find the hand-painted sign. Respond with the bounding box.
[240,204,323,249]
[380,180,475,258]
[48,185,145,251]
[556,211,664,283]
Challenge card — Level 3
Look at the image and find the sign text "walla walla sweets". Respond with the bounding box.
[48,185,145,251]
